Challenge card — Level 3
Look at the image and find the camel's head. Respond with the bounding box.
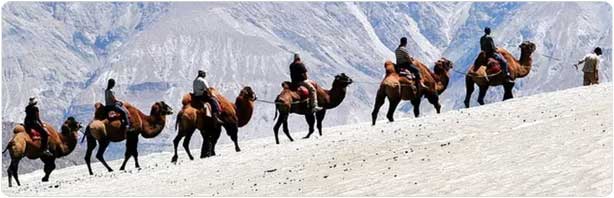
[153,101,173,116]
[519,41,536,54]
[61,116,82,134]
[240,86,257,102]
[434,57,454,73]
[333,73,353,87]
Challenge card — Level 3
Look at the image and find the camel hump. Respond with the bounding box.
[13,124,26,134]
[281,81,292,89]
[208,87,220,97]
[182,93,192,106]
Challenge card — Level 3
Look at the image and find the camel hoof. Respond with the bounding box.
[42,177,49,182]
[171,157,178,163]
[235,148,241,152]
[302,136,309,139]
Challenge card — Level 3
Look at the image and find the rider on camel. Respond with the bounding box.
[105,79,130,130]
[395,37,426,89]
[289,53,322,112]
[24,97,52,157]
[193,70,223,124]
[479,27,511,81]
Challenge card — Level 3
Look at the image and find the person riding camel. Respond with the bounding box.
[479,27,511,81]
[105,78,130,130]
[193,70,223,124]
[24,97,52,157]
[395,37,426,88]
[574,47,602,86]
[289,53,322,112]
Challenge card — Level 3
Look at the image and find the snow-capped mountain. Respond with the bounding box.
[2,2,612,172]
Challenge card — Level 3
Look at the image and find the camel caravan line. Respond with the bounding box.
[4,37,537,186]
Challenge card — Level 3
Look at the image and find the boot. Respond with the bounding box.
[310,100,323,112]
[212,112,223,125]
[40,142,52,157]
[417,80,427,89]
[121,119,130,131]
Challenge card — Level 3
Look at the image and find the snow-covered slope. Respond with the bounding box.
[2,84,611,196]
[2,2,612,173]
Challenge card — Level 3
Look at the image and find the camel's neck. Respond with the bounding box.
[324,84,348,109]
[433,70,450,94]
[234,96,254,128]
[137,109,166,139]
[58,128,79,157]
[516,51,533,78]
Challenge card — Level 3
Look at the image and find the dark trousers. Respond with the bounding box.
[105,103,130,127]
[396,62,421,80]
[488,52,509,75]
[196,95,220,113]
[25,121,48,149]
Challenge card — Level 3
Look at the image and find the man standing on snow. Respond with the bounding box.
[574,47,602,86]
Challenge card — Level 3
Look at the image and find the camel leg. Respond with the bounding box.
[200,129,211,158]
[225,124,241,152]
[303,113,316,139]
[96,139,113,172]
[503,83,515,100]
[130,131,140,169]
[426,93,441,114]
[386,97,401,121]
[283,117,293,142]
[273,112,286,144]
[210,126,222,156]
[316,110,326,136]
[171,132,184,163]
[477,85,489,105]
[182,129,196,160]
[371,88,386,126]
[7,158,21,187]
[120,130,140,170]
[411,98,422,117]
[41,157,56,182]
[84,133,97,175]
[464,77,475,108]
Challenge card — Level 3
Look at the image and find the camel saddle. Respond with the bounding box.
[21,124,46,140]
[189,93,220,118]
[282,81,317,99]
[473,53,503,75]
[398,68,417,80]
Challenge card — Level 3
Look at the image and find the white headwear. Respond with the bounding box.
[28,97,37,105]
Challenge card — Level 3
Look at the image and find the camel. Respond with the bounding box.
[83,101,173,175]
[273,73,353,144]
[464,41,536,107]
[172,86,256,162]
[4,117,82,187]
[371,58,454,125]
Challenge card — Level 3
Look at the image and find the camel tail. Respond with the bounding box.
[2,142,10,154]
[175,111,183,131]
[274,107,278,121]
[81,125,90,144]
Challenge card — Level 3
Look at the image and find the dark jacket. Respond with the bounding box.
[480,34,496,54]
[24,104,41,125]
[289,61,308,84]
